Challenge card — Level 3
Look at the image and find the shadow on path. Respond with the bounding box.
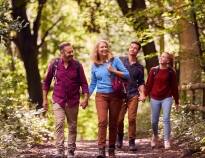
[17,139,192,158]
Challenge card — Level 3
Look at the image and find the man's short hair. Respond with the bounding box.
[131,41,141,50]
[58,42,71,51]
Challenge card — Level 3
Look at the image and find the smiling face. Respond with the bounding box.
[159,52,170,65]
[97,41,109,59]
[128,42,140,58]
[61,45,74,62]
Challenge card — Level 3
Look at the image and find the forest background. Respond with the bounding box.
[0,0,205,157]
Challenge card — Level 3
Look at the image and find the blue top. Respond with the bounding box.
[89,57,130,95]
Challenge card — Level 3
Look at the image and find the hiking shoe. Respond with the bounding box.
[116,134,123,149]
[96,147,105,158]
[129,139,137,151]
[108,147,116,158]
[164,140,171,149]
[151,135,158,148]
[67,149,74,158]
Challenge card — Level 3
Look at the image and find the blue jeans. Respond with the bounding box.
[151,97,173,141]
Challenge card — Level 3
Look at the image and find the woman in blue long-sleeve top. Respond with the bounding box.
[89,40,129,158]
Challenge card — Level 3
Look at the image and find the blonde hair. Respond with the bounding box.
[91,40,113,65]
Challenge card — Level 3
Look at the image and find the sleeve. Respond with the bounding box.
[79,63,89,94]
[42,60,54,92]
[114,57,130,79]
[145,68,154,96]
[138,65,145,86]
[89,65,97,96]
[171,70,179,105]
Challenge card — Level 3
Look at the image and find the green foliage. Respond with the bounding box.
[0,0,25,45]
[78,99,98,140]
[0,52,53,157]
[135,102,151,138]
[172,106,205,156]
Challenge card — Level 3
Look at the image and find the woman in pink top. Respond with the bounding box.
[146,52,179,149]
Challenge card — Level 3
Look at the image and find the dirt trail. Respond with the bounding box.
[17,139,192,158]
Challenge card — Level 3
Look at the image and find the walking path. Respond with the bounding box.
[18,139,192,158]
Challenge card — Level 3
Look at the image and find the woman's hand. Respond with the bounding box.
[107,64,116,73]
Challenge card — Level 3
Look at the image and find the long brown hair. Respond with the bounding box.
[91,40,113,65]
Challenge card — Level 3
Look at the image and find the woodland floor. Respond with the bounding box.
[13,138,201,158]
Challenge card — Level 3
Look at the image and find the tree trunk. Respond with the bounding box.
[11,0,43,108]
[176,0,202,110]
[176,0,201,85]
[116,0,158,72]
[178,19,201,85]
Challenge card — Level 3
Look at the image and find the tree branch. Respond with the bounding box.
[116,0,129,15]
[37,17,62,50]
[33,0,47,43]
[11,0,32,55]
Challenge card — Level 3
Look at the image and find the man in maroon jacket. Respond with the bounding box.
[42,42,89,158]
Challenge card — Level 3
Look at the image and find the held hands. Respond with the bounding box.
[80,99,88,109]
[138,90,146,102]
[138,93,146,102]
[80,93,89,109]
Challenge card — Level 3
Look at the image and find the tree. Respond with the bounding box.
[11,0,47,108]
[176,0,201,85]
[116,0,158,72]
[0,1,23,71]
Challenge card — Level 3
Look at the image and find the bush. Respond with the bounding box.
[0,54,53,157]
[172,105,205,156]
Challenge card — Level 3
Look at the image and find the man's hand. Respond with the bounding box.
[42,99,48,112]
[80,99,88,109]
[138,85,146,102]
[138,93,146,102]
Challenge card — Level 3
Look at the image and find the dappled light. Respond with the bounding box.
[0,0,205,157]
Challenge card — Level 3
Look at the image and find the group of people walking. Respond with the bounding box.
[42,40,179,158]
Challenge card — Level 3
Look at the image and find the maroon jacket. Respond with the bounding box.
[146,67,179,104]
[42,58,89,108]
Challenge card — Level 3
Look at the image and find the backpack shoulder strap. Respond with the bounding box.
[168,67,175,80]
[51,58,60,81]
[152,65,160,77]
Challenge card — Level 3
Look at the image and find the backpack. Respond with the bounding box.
[152,66,174,82]
[51,58,81,83]
[110,57,127,97]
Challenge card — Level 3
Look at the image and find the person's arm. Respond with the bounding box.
[107,57,129,79]
[138,84,146,102]
[80,93,89,109]
[42,90,49,111]
[42,61,54,112]
[89,65,97,96]
[145,68,154,97]
[137,65,146,102]
[78,63,89,109]
[171,70,179,111]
